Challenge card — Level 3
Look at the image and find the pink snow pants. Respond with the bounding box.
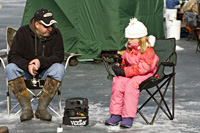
[109,73,153,118]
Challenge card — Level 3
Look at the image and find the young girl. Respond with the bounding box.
[105,18,159,128]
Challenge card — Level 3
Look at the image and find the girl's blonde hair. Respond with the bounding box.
[127,36,151,54]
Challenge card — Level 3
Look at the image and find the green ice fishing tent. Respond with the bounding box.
[21,0,164,59]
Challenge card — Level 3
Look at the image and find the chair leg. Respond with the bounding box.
[45,87,62,117]
[187,29,197,41]
[7,80,11,116]
[196,29,200,53]
[137,109,151,124]
[138,75,174,124]
[48,106,62,117]
[7,78,21,116]
[172,72,175,120]
[150,82,172,123]
[58,83,63,115]
[27,84,62,117]
[7,78,62,118]
[58,89,62,115]
[196,41,200,53]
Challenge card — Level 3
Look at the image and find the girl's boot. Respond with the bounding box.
[120,118,134,128]
[105,115,122,126]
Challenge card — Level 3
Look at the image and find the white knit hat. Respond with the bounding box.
[125,18,148,38]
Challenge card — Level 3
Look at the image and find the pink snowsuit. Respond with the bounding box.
[109,39,159,118]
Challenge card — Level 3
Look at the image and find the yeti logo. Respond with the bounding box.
[71,120,87,126]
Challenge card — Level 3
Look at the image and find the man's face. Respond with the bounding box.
[35,21,52,37]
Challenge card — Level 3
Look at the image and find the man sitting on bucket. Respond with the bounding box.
[5,8,66,122]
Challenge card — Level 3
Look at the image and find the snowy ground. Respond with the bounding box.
[0,0,200,133]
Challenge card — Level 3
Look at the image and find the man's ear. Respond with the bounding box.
[35,21,40,29]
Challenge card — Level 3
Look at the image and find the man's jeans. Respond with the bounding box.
[5,63,66,81]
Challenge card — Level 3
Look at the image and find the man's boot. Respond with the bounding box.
[8,77,34,122]
[35,77,61,121]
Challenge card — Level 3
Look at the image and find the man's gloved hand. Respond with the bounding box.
[113,54,122,63]
[112,65,125,77]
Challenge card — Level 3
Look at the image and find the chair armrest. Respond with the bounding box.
[0,54,8,58]
[64,52,82,69]
[95,57,115,80]
[161,62,175,67]
[94,57,116,80]
[0,54,8,68]
[103,57,114,63]
[93,57,114,63]
[64,52,82,59]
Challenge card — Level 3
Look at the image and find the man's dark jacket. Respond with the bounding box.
[8,23,64,72]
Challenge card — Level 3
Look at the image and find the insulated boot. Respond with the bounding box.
[105,115,122,126]
[0,126,9,133]
[120,118,134,128]
[35,77,61,121]
[8,77,34,122]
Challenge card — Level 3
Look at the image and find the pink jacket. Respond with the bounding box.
[121,38,159,78]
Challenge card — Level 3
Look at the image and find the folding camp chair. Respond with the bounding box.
[0,26,82,117]
[98,38,177,125]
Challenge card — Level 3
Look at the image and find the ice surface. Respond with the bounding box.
[0,0,200,132]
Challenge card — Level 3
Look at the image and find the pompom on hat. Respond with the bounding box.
[125,18,148,38]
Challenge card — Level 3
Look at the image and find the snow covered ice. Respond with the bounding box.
[0,0,200,132]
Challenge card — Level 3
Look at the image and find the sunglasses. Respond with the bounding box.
[38,22,52,28]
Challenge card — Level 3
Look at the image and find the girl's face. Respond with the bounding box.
[128,38,139,46]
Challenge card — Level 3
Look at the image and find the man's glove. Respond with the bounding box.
[112,65,125,77]
[113,54,122,63]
